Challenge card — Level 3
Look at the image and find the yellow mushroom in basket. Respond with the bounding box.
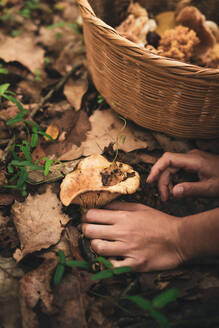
[60,154,140,209]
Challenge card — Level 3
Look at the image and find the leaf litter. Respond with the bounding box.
[0,1,219,327]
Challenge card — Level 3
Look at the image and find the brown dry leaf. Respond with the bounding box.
[44,110,91,160]
[51,273,89,328]
[0,105,19,121]
[60,0,81,21]
[44,123,60,141]
[83,109,158,154]
[64,73,88,111]
[0,211,19,254]
[18,80,42,103]
[59,109,158,161]
[0,193,15,206]
[19,253,58,328]
[0,34,45,74]
[0,256,23,328]
[12,186,70,262]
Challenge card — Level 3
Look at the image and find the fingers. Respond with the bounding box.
[173,179,219,198]
[105,201,148,211]
[82,209,118,224]
[91,239,126,257]
[82,223,121,240]
[158,168,176,202]
[147,151,200,183]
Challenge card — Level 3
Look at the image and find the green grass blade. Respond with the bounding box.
[54,264,65,286]
[113,266,132,275]
[66,260,90,270]
[91,269,113,281]
[152,288,179,309]
[95,256,113,269]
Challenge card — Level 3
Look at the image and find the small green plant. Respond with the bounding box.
[126,288,179,328]
[54,250,90,286]
[44,57,51,65]
[11,29,22,37]
[34,68,41,81]
[0,83,55,195]
[47,21,82,35]
[53,251,178,327]
[19,0,41,18]
[97,94,105,104]
[53,251,131,286]
[91,257,132,280]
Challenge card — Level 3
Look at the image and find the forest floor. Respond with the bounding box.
[1,1,219,328]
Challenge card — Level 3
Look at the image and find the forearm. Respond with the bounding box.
[179,208,219,262]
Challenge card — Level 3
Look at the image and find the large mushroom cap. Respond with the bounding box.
[60,155,140,208]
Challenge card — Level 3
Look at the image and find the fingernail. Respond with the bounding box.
[173,186,184,197]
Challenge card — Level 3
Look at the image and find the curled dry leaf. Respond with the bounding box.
[12,186,70,262]
[59,109,158,161]
[60,154,140,208]
[19,253,58,328]
[0,34,45,74]
[64,72,88,111]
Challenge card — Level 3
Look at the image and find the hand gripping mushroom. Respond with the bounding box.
[60,154,140,266]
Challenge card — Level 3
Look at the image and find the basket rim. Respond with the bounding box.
[77,0,219,81]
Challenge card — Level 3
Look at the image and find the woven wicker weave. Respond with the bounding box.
[77,0,219,138]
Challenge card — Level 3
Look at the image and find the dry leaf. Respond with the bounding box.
[51,273,89,328]
[82,109,158,155]
[59,109,158,160]
[0,34,45,74]
[0,106,19,121]
[152,132,193,153]
[64,74,88,111]
[12,186,70,262]
[19,253,58,328]
[44,110,91,160]
[0,256,23,328]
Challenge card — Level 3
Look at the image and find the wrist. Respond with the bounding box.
[177,216,197,263]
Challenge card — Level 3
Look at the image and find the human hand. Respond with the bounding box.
[81,202,184,272]
[147,149,219,201]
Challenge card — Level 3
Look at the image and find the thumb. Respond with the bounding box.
[172,180,217,198]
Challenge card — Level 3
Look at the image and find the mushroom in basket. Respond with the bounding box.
[60,154,140,268]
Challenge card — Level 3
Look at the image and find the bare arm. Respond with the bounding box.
[179,207,219,261]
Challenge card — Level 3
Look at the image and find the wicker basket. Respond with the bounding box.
[77,0,219,139]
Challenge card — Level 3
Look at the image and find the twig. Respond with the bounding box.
[29,59,84,119]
